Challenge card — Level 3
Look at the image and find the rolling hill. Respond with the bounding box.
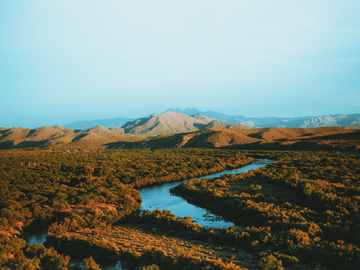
[1,112,359,150]
[108,126,360,151]
[0,125,143,149]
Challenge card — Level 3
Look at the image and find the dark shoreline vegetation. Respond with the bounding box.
[0,148,359,269]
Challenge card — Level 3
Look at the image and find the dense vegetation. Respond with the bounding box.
[1,148,359,269]
[172,151,360,269]
[0,148,252,269]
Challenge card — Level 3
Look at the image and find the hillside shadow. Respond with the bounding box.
[193,123,208,130]
[106,141,146,149]
[305,132,360,141]
[184,132,216,148]
[16,140,50,148]
[0,129,9,137]
[123,117,149,133]
[0,141,14,149]
[71,134,88,142]
[106,134,185,149]
[0,140,50,149]
[300,133,315,137]
[25,129,37,138]
[247,132,264,139]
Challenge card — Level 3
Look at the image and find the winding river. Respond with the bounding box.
[139,159,273,229]
[24,158,273,269]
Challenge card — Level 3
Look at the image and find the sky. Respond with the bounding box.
[1,0,360,128]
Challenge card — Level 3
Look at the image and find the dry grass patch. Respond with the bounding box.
[65,224,258,269]
[64,203,117,216]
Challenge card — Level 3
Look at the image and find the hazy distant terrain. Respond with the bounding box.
[166,108,360,128]
[65,108,360,130]
[64,117,136,130]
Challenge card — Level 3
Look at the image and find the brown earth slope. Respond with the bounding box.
[122,112,251,135]
[0,125,144,150]
[110,127,360,151]
[0,124,358,150]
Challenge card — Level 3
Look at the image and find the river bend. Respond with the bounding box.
[25,159,273,269]
[139,159,273,229]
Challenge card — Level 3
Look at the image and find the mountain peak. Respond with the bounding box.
[85,125,112,134]
[122,112,251,135]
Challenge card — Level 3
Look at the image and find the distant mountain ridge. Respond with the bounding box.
[122,112,251,135]
[64,108,360,130]
[166,108,360,128]
[65,117,136,130]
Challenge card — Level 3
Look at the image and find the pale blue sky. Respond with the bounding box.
[1,0,360,128]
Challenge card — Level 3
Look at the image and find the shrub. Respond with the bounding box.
[259,253,284,270]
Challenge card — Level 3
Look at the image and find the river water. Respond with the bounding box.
[139,159,273,229]
[24,158,273,269]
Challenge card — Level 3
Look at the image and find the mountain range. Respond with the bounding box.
[65,108,360,130]
[0,112,251,149]
[1,111,359,150]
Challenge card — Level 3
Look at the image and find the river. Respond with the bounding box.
[139,159,273,229]
[24,158,273,269]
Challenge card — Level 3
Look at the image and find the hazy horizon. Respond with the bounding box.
[1,1,360,128]
[3,107,360,129]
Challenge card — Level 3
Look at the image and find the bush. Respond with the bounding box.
[141,264,160,270]
[259,254,284,270]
